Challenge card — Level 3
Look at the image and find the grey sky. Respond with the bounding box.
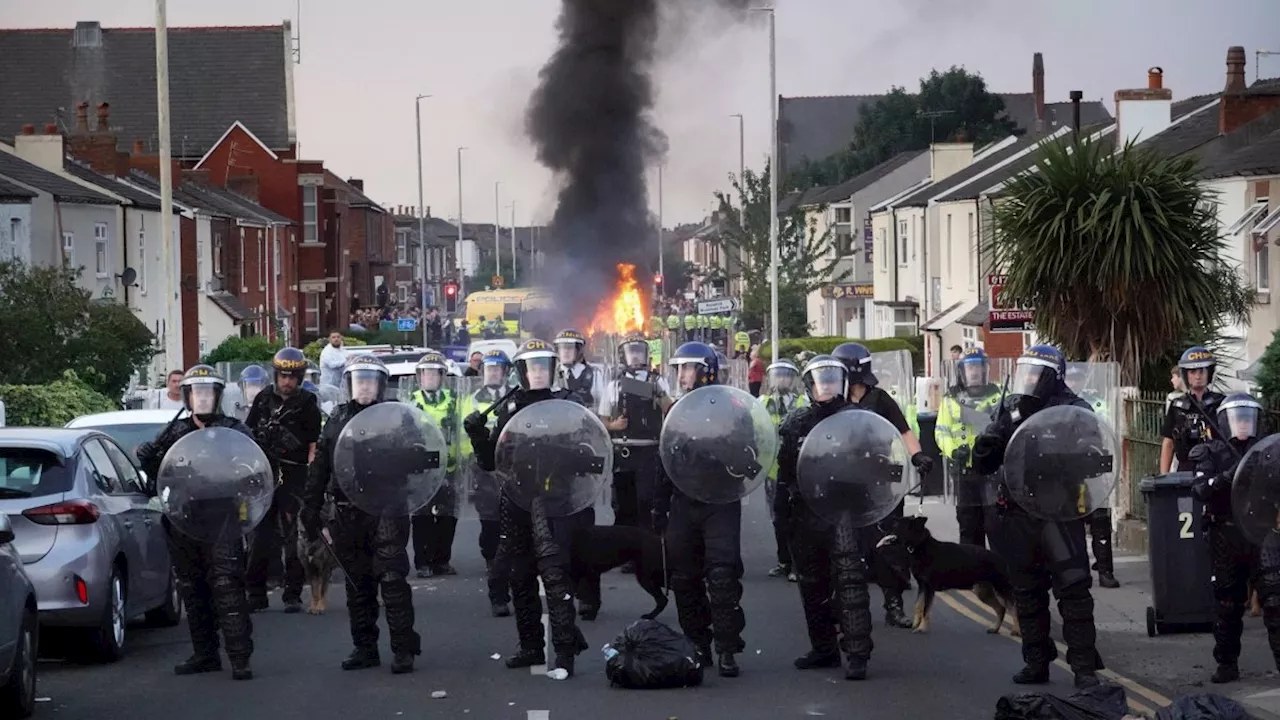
[8,1,1279,226]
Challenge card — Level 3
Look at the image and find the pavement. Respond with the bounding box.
[29,495,1274,720]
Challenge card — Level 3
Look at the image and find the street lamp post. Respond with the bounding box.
[155,0,178,371]
[414,93,431,347]
[493,181,502,282]
[508,201,517,284]
[657,165,664,297]
[456,147,467,300]
[751,5,779,362]
[730,114,745,186]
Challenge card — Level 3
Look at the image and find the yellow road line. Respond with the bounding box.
[934,591,1161,716]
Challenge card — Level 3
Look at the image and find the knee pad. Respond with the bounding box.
[1056,583,1095,621]
[210,572,237,594]
[379,569,406,585]
[706,564,737,591]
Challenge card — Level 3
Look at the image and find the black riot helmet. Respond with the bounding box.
[180,364,227,422]
[832,342,878,387]
[618,331,649,371]
[802,355,848,405]
[1012,344,1067,401]
[956,347,989,391]
[271,346,308,396]
[669,341,719,392]
[514,339,558,391]
[553,328,587,366]
[1218,393,1263,443]
[343,354,389,407]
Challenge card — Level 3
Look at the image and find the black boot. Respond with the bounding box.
[554,653,576,677]
[884,594,913,629]
[1211,663,1240,684]
[1013,664,1051,684]
[491,602,512,617]
[391,653,415,674]
[1097,571,1120,588]
[174,654,222,676]
[415,567,432,579]
[578,603,599,622]
[845,655,868,681]
[793,650,841,670]
[1073,672,1100,689]
[505,648,544,669]
[695,645,713,668]
[247,595,269,613]
[718,653,740,678]
[768,563,791,578]
[282,598,302,614]
[230,658,253,681]
[430,563,456,576]
[341,647,381,670]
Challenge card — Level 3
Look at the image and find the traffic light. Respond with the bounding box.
[654,273,663,286]
[443,282,458,313]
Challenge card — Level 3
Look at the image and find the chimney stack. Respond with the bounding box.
[348,178,364,191]
[1070,91,1083,140]
[96,103,110,132]
[1148,67,1164,89]
[76,102,89,132]
[1225,46,1247,93]
[21,124,35,136]
[1033,53,1046,134]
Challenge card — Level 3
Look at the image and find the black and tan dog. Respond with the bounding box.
[297,524,340,615]
[878,516,1019,636]
[569,525,668,620]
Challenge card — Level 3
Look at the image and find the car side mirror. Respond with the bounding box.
[138,469,149,486]
[0,513,14,544]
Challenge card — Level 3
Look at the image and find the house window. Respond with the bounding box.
[94,222,108,277]
[196,236,205,292]
[62,231,74,264]
[258,234,266,290]
[396,230,409,264]
[397,284,409,303]
[834,207,851,224]
[968,212,976,291]
[212,232,223,276]
[274,234,282,278]
[3,218,19,261]
[897,220,908,267]
[239,228,246,290]
[302,186,318,243]
[305,292,321,333]
[1257,241,1270,293]
[945,214,953,288]
[137,216,147,294]
[366,214,379,259]
[877,228,887,271]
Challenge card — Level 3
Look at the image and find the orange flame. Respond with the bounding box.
[588,263,648,336]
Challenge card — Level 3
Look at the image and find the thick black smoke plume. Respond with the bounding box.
[526,0,751,331]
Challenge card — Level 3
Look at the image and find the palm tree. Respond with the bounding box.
[990,137,1254,386]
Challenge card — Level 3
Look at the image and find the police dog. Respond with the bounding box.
[297,523,339,615]
[569,525,668,620]
[879,516,1019,636]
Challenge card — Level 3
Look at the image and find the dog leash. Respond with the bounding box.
[660,536,670,599]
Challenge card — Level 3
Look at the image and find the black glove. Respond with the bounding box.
[911,452,934,476]
[651,509,669,535]
[973,433,1001,459]
[463,411,488,437]
[951,445,971,466]
[1188,441,1214,468]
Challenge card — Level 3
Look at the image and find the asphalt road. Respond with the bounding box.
[34,498,1118,720]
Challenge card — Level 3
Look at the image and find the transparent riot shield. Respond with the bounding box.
[1063,362,1120,510]
[314,385,344,419]
[1003,405,1119,522]
[798,409,912,528]
[940,382,1003,507]
[872,349,914,413]
[659,385,778,504]
[495,399,612,516]
[333,402,448,517]
[221,384,246,419]
[157,427,274,543]
[457,376,512,521]
[399,374,466,520]
[1231,434,1280,546]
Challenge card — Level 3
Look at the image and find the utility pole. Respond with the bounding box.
[657,165,664,297]
[493,181,502,281]
[456,147,467,300]
[414,94,430,346]
[155,0,178,370]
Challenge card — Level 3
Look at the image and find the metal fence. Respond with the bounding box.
[1121,391,1169,522]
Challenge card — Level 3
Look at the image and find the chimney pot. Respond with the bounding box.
[133,139,145,154]
[1148,67,1164,90]
[96,102,110,132]
[44,124,58,135]
[75,102,90,132]
[1226,46,1248,93]
[21,124,35,135]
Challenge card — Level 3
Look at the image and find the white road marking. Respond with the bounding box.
[527,711,550,720]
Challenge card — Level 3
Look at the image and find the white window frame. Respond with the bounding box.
[137,215,147,295]
[397,283,409,303]
[238,228,246,291]
[94,222,108,278]
[897,220,908,268]
[396,230,408,265]
[945,213,953,288]
[258,233,266,290]
[1253,206,1280,237]
[967,212,976,291]
[302,186,319,243]
[212,232,223,277]
[1256,238,1271,293]
[196,236,205,293]
[877,228,887,271]
[1226,201,1268,236]
[305,292,321,333]
[273,233,282,278]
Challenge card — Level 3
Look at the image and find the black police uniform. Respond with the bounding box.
[776,396,878,679]
[468,385,513,612]
[973,390,1103,687]
[137,416,257,677]
[302,401,421,671]
[1162,391,1226,468]
[1192,437,1280,680]
[607,369,665,532]
[557,362,604,617]
[244,386,322,610]
[470,387,592,673]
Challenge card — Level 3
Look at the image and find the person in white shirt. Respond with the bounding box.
[553,329,603,410]
[149,369,186,410]
[319,332,349,388]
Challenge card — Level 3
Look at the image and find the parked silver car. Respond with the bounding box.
[0,429,181,663]
[0,513,38,718]
[65,409,177,464]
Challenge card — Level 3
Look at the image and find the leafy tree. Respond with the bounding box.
[0,370,117,426]
[707,162,849,337]
[786,67,1019,191]
[990,137,1254,386]
[201,335,282,365]
[0,261,156,399]
[1254,330,1280,406]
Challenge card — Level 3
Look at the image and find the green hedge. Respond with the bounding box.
[303,336,368,363]
[1,370,117,427]
[201,336,284,365]
[758,336,923,375]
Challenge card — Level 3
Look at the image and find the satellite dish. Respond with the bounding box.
[119,267,137,287]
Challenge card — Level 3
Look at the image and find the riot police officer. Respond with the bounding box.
[973,344,1103,689]
[465,339,592,676]
[554,328,599,408]
[831,342,932,630]
[775,355,878,680]
[244,347,322,613]
[1064,365,1120,588]
[599,332,674,543]
[301,355,422,674]
[136,365,258,680]
[1189,393,1280,683]
[232,365,269,420]
[935,347,1001,549]
[653,342,746,677]
[463,349,515,617]
[763,360,808,580]
[409,351,460,578]
[1161,346,1226,474]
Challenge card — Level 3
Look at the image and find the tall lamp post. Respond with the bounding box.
[508,201,517,284]
[493,181,502,281]
[456,147,467,300]
[657,164,664,297]
[414,93,431,346]
[729,113,745,187]
[155,0,178,370]
[751,5,779,362]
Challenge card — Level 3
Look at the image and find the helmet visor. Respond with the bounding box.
[962,361,988,388]
[623,342,648,368]
[556,342,581,365]
[523,357,555,390]
[766,367,798,393]
[417,368,443,391]
[1013,362,1047,398]
[348,369,384,404]
[483,364,507,387]
[1224,405,1260,441]
[188,385,218,415]
[807,365,846,403]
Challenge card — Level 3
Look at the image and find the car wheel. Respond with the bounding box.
[84,567,126,663]
[145,566,183,627]
[0,606,37,718]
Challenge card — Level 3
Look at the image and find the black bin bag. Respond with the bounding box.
[603,619,704,689]
[1153,693,1250,720]
[995,682,1128,720]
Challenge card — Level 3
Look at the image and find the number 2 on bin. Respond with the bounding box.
[1177,511,1194,539]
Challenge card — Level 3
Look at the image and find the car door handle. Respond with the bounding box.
[122,520,133,528]
[143,516,153,526]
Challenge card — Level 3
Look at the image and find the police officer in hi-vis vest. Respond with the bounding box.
[408,351,460,578]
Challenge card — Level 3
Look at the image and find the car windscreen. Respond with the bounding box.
[0,448,74,499]
[81,424,166,464]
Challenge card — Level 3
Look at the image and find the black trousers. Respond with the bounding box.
[1261,534,1280,670]
[611,448,658,530]
[1000,508,1101,675]
[1086,508,1114,575]
[479,518,510,605]
[666,493,745,655]
[331,506,421,657]
[166,521,253,662]
[496,494,590,657]
[790,507,871,662]
[1209,522,1280,667]
[246,469,305,602]
[765,478,793,566]
[411,485,459,569]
